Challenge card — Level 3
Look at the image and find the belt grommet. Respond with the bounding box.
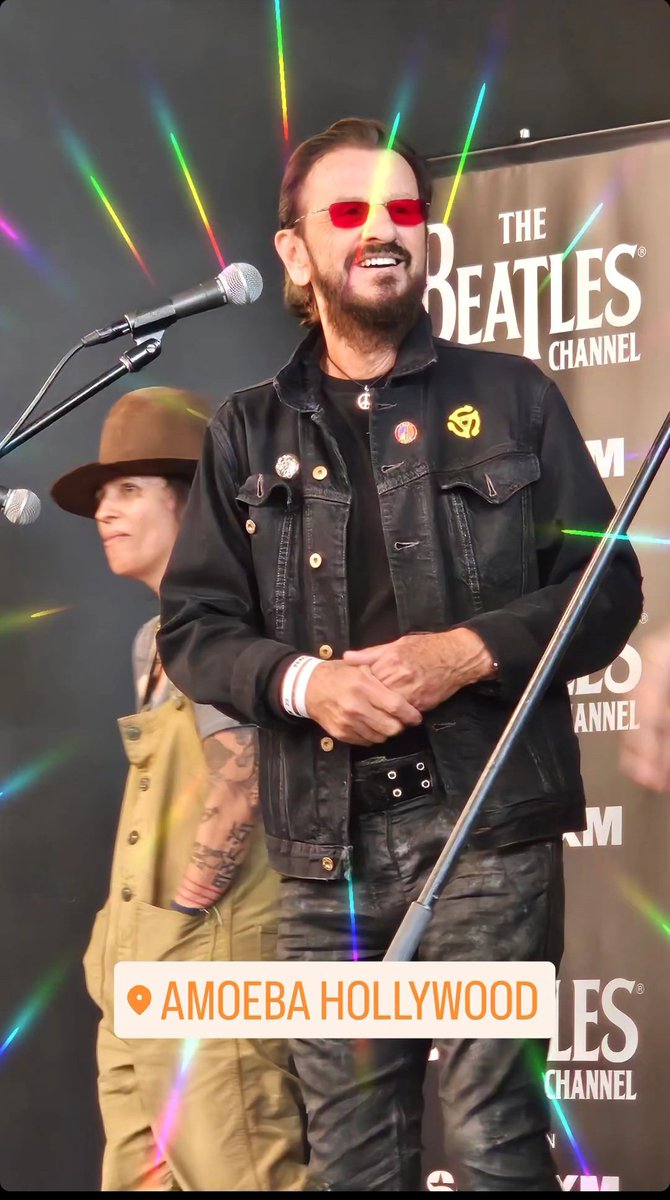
[387,770,397,780]
[392,787,402,798]
[417,762,425,771]
[421,779,430,789]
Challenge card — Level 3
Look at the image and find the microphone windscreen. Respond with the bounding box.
[219,262,263,305]
[4,488,41,525]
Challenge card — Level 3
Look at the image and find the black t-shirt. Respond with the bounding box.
[320,371,429,763]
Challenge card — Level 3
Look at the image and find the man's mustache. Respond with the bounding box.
[347,242,411,271]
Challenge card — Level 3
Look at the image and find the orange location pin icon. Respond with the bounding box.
[128,985,152,1015]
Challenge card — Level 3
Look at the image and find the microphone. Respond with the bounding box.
[0,485,41,525]
[82,261,263,346]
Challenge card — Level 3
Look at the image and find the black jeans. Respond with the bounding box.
[276,793,564,1192]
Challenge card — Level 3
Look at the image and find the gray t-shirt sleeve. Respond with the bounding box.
[132,619,155,709]
[133,616,242,739]
[191,703,240,740]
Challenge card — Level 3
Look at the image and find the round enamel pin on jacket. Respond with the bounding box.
[394,421,418,445]
[275,453,300,478]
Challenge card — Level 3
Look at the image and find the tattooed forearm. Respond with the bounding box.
[212,856,244,890]
[189,822,255,872]
[203,727,259,790]
[172,728,261,909]
[201,805,220,823]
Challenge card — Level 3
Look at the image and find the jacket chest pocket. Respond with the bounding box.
[236,473,302,639]
[435,451,540,605]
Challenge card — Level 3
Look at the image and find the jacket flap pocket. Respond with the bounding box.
[436,451,540,504]
[235,472,301,510]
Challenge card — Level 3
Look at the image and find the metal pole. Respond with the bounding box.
[384,410,670,961]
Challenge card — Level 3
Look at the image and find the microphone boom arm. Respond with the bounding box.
[0,333,163,461]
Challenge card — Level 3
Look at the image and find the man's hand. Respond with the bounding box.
[620,629,670,792]
[343,629,496,712]
[304,660,423,746]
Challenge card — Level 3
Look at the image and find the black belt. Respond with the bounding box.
[351,749,439,814]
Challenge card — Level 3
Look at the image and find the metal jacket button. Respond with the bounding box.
[309,553,323,569]
[322,856,335,872]
[312,465,328,480]
[128,830,140,845]
[121,886,133,901]
[320,737,334,752]
[245,519,256,534]
[319,644,333,659]
[125,726,141,741]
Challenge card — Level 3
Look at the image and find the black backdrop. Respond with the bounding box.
[0,0,668,1190]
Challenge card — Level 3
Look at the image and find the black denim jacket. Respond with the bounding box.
[158,314,642,879]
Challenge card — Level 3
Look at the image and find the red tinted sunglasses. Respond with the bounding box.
[291,198,429,229]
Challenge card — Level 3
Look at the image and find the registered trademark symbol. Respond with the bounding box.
[640,612,649,624]
[637,246,646,257]
[636,983,645,995]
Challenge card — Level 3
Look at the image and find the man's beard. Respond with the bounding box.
[310,242,427,350]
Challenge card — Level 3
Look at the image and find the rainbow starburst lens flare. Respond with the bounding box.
[347,876,359,962]
[525,1042,591,1175]
[146,86,225,269]
[617,876,670,938]
[538,203,604,294]
[0,212,22,245]
[0,744,76,805]
[0,207,65,290]
[274,0,289,142]
[88,175,155,284]
[0,605,70,636]
[387,112,401,151]
[168,132,225,269]
[0,960,72,1061]
[59,125,154,284]
[152,1039,200,1168]
[353,114,405,259]
[562,529,670,546]
[442,83,486,225]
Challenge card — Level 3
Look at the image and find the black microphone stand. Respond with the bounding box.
[0,333,163,460]
[384,408,670,961]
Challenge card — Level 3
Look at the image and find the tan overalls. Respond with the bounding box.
[83,686,307,1191]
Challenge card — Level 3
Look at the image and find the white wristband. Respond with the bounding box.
[292,658,326,718]
[281,655,317,717]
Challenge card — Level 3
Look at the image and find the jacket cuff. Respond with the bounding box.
[267,653,305,719]
[460,611,542,701]
[230,640,305,729]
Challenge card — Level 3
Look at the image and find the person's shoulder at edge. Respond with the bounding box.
[208,376,278,431]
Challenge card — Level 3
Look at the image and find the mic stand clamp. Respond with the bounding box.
[0,331,164,461]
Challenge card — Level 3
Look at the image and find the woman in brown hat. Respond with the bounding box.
[51,388,307,1192]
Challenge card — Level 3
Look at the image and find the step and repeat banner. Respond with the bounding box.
[420,123,670,1192]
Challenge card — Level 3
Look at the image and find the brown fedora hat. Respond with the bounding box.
[51,387,211,518]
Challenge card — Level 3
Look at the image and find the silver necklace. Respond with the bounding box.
[324,353,391,411]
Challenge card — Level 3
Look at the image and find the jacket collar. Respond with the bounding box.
[273,309,438,413]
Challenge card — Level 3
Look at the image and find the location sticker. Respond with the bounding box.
[127,984,152,1015]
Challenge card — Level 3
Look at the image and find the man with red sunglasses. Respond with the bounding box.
[158,118,642,1190]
